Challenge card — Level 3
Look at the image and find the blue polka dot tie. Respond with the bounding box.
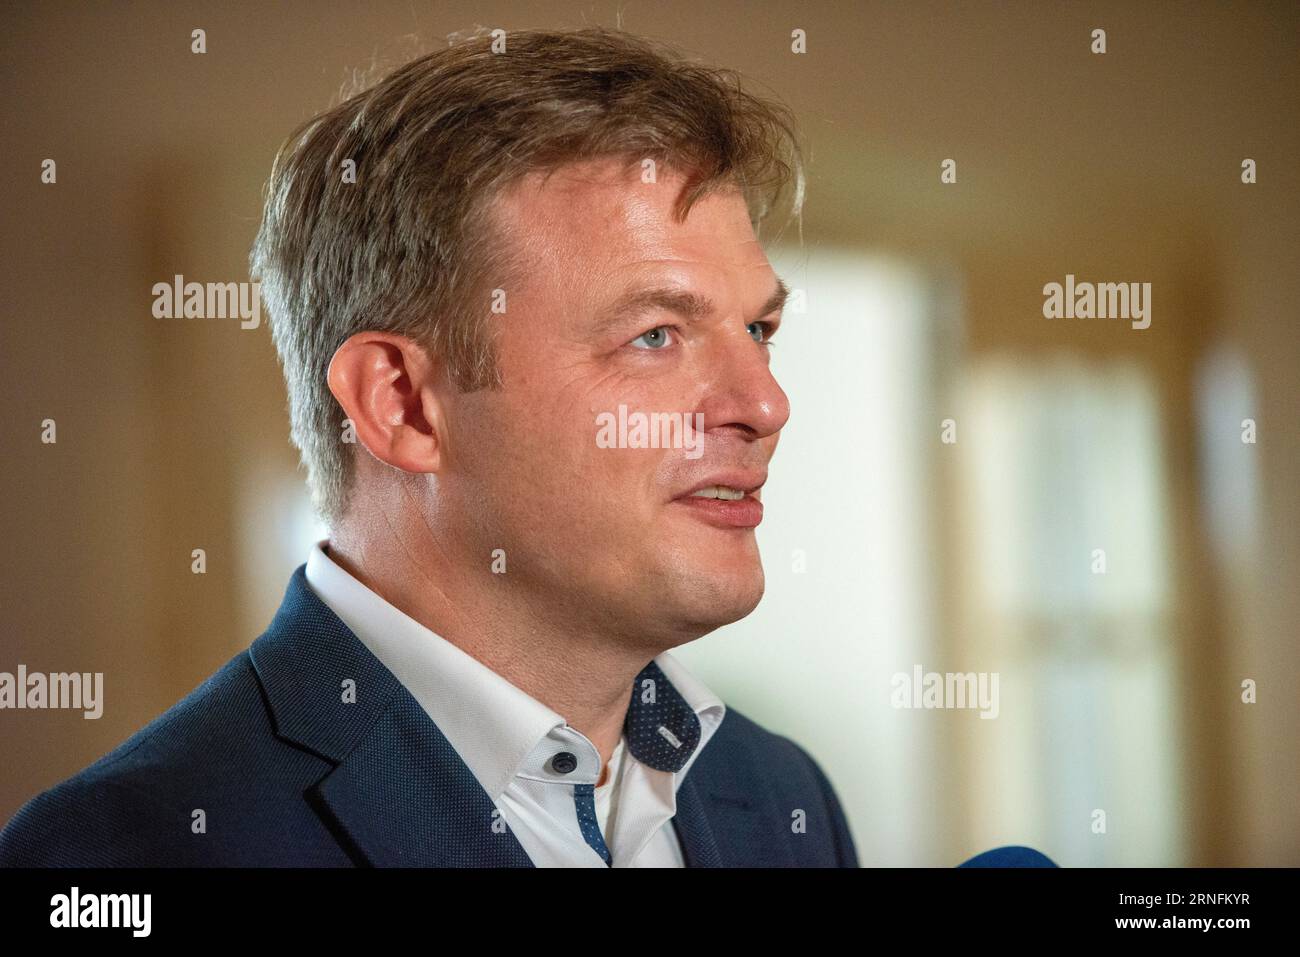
[573,783,612,865]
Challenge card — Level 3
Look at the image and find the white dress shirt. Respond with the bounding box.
[304,541,726,867]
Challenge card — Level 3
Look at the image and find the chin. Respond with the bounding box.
[631,529,767,633]
[678,562,766,631]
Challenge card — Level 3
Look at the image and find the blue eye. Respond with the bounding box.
[748,321,776,346]
[631,327,672,350]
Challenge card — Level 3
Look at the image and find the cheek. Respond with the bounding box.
[470,396,597,503]
[525,416,662,532]
[483,346,675,519]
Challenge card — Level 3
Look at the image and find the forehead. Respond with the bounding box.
[488,157,773,289]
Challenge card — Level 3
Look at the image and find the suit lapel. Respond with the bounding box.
[314,692,534,867]
[671,774,724,866]
[250,565,534,867]
[671,735,783,867]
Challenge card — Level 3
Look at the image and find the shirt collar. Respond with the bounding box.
[304,540,725,801]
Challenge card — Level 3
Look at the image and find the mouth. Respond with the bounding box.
[672,475,766,529]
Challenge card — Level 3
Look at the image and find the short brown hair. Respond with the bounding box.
[249,25,805,526]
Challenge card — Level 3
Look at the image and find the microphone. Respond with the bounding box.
[957,845,1057,867]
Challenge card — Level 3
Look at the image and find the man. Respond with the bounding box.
[0,26,857,867]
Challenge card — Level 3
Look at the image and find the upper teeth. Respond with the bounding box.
[690,486,746,500]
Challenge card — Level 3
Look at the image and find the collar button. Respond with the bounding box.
[551,751,578,774]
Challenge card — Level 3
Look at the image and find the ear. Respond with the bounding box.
[325,332,446,475]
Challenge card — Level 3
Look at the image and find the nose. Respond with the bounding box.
[694,326,791,441]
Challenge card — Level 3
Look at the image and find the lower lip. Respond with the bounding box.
[673,495,764,528]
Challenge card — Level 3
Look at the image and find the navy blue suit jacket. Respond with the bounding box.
[0,565,860,867]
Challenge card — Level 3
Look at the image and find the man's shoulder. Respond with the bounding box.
[701,704,838,777]
[0,648,337,867]
[693,705,859,867]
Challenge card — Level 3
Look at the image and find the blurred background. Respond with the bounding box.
[1,1,1296,866]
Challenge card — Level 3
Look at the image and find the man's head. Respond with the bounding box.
[251,27,802,645]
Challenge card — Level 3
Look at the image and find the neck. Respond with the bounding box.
[324,525,649,775]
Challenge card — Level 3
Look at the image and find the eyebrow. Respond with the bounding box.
[594,276,789,336]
